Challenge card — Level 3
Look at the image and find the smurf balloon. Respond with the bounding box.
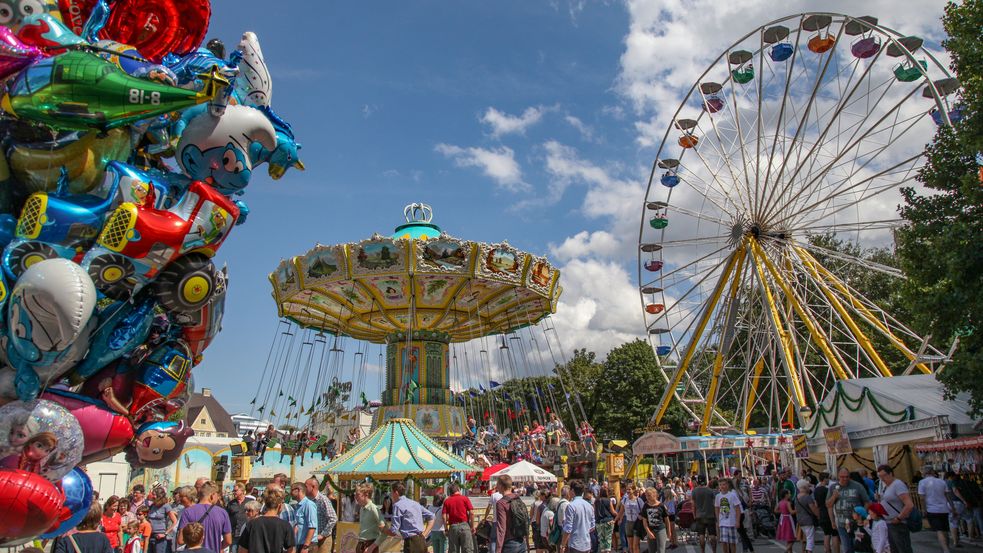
[0,0,61,33]
[0,258,96,401]
[176,104,276,196]
[126,420,193,469]
[0,399,83,481]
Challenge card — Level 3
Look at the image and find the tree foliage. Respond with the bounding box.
[896,0,983,414]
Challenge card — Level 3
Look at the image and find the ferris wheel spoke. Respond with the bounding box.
[758,56,899,223]
[778,151,921,229]
[793,239,903,278]
[694,116,754,209]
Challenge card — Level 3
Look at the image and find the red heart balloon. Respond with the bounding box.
[0,469,65,542]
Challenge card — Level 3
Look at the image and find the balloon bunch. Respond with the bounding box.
[0,0,303,543]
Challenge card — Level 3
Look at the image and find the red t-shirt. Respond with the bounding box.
[103,513,122,547]
[442,493,474,525]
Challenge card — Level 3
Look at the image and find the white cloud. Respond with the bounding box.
[480,106,547,138]
[564,115,596,142]
[435,143,529,192]
[549,230,621,262]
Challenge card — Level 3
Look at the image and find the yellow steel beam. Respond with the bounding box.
[748,239,808,409]
[751,239,851,382]
[794,246,893,377]
[742,356,766,432]
[654,242,746,424]
[799,248,931,374]
[700,249,748,433]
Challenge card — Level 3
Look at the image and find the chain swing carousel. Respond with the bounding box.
[249,204,597,482]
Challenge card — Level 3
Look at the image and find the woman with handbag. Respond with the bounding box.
[57,503,114,553]
[794,480,820,553]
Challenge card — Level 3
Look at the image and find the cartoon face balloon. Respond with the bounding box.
[176,105,276,196]
[0,0,59,32]
[0,399,83,481]
[125,420,193,469]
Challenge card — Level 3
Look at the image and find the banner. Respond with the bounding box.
[823,425,853,455]
[792,434,810,459]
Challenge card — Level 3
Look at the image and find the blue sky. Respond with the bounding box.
[196,0,948,415]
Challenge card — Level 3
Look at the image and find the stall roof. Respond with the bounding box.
[804,375,976,438]
[633,431,794,455]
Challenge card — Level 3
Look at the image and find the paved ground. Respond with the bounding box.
[467,495,983,552]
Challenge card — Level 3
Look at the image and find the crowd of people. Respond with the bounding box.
[454,414,597,468]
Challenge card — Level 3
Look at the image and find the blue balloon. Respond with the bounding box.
[40,467,93,538]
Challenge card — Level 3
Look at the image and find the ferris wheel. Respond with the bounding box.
[637,13,961,435]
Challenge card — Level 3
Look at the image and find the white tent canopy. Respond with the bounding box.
[490,460,557,483]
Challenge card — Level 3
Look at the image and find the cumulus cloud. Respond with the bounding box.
[480,106,548,138]
[564,115,596,142]
[434,143,529,192]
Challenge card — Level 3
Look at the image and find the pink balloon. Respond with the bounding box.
[0,26,41,81]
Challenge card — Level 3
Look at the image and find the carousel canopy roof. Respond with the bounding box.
[320,418,476,479]
[270,204,562,343]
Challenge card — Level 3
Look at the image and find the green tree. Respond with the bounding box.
[896,0,983,414]
[589,339,686,440]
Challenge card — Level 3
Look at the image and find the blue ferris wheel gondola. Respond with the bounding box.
[661,173,680,187]
[656,345,672,356]
[769,43,793,62]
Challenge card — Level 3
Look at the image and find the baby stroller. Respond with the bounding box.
[674,499,697,544]
[750,504,776,539]
[475,520,492,553]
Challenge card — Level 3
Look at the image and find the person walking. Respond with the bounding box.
[715,479,742,553]
[289,482,319,553]
[354,484,382,553]
[692,477,718,553]
[639,487,670,553]
[178,481,233,553]
[918,466,953,553]
[774,491,796,553]
[825,469,869,553]
[429,494,447,553]
[56,503,114,553]
[443,483,475,553]
[146,488,178,553]
[876,464,914,553]
[617,485,643,553]
[227,484,250,553]
[382,481,434,553]
[594,488,616,553]
[812,474,834,553]
[732,471,754,553]
[238,487,296,553]
[560,480,595,553]
[493,475,530,553]
[485,482,505,553]
[304,479,336,553]
[794,480,819,553]
[102,496,124,553]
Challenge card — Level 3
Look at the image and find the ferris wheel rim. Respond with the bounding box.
[636,11,958,433]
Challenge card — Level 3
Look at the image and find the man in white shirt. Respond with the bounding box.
[918,466,953,553]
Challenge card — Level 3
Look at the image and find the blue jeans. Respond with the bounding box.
[836,525,854,553]
[500,539,526,553]
[619,520,628,551]
[149,535,171,553]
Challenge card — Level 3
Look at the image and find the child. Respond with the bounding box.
[867,503,889,553]
[124,521,144,553]
[182,522,217,553]
[850,507,873,553]
[774,490,797,552]
[136,506,152,553]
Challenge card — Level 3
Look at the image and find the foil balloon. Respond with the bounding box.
[1,51,225,132]
[234,32,270,107]
[0,0,61,33]
[71,294,155,380]
[176,104,276,195]
[16,12,85,54]
[6,129,132,196]
[86,0,211,63]
[0,258,96,402]
[41,390,134,463]
[0,26,41,80]
[125,420,193,469]
[0,399,83,481]
[0,469,64,543]
[40,466,92,538]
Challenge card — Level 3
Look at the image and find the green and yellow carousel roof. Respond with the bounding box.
[320,418,476,479]
[270,203,562,343]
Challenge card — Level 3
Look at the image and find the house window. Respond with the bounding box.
[200,418,206,424]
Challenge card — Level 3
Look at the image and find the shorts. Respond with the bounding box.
[534,532,548,549]
[719,526,737,544]
[818,518,833,535]
[927,512,949,532]
[625,520,637,538]
[692,517,717,536]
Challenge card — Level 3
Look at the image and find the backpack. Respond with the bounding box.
[506,495,530,542]
[548,501,568,545]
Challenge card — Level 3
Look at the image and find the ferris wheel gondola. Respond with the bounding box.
[637,13,959,435]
